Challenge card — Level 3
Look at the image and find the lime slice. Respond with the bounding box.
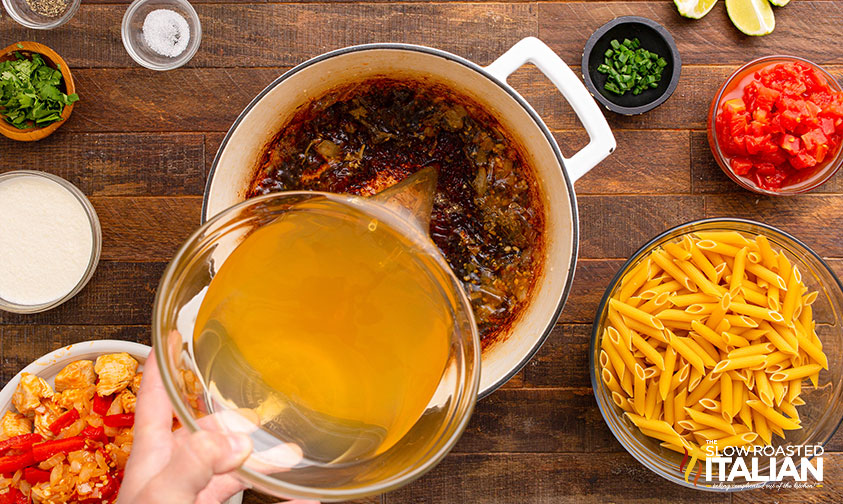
[769,0,789,6]
[725,0,776,36]
[675,0,719,19]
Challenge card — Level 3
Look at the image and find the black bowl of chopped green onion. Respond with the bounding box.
[582,16,681,115]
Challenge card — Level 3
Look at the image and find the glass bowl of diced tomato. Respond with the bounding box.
[708,56,843,194]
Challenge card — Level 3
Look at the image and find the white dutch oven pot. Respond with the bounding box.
[204,37,615,398]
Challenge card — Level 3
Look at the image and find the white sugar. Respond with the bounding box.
[0,175,94,306]
[142,9,190,58]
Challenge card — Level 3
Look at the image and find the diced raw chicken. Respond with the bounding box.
[12,373,54,415]
[94,353,139,397]
[55,360,96,392]
[1,411,32,438]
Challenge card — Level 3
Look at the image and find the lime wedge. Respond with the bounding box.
[675,0,719,19]
[769,0,789,6]
[726,0,776,36]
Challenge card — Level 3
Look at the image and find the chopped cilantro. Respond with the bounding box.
[0,52,79,130]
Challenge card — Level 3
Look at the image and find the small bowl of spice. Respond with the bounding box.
[122,0,202,71]
[582,16,681,115]
[1,0,81,29]
[0,41,78,142]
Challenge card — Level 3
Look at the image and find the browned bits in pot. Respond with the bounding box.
[249,79,544,347]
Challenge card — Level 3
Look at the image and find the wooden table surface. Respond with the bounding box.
[2,1,842,503]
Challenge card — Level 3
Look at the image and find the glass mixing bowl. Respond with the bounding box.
[590,218,843,491]
[152,191,480,501]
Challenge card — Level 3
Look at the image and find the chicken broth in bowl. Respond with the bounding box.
[249,78,545,347]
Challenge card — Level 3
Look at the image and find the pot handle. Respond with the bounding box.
[485,37,615,183]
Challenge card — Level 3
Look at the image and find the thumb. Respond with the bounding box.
[138,431,252,503]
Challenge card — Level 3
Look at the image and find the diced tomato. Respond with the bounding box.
[746,134,771,155]
[714,60,843,191]
[730,158,754,176]
[815,143,830,164]
[780,134,801,154]
[790,151,818,170]
[755,85,781,111]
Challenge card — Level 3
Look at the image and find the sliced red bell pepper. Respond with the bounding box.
[0,451,35,473]
[0,434,43,456]
[23,467,51,484]
[31,436,85,462]
[81,425,107,444]
[103,413,135,429]
[93,393,115,416]
[0,487,27,504]
[48,409,80,435]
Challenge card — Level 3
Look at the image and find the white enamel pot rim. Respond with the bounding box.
[202,37,616,399]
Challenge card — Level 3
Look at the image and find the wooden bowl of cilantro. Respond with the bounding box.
[0,41,78,142]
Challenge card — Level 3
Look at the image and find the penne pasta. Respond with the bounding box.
[600,229,827,460]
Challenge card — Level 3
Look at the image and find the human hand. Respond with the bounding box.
[117,351,318,504]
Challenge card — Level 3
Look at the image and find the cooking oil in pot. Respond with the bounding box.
[192,196,456,465]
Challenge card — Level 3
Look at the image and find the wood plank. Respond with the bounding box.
[538,2,843,67]
[49,65,843,133]
[558,259,623,324]
[578,195,705,259]
[704,194,843,258]
[0,325,149,384]
[560,130,690,195]
[384,452,732,503]
[66,68,285,133]
[0,133,206,196]
[690,130,843,194]
[92,196,203,261]
[523,324,592,389]
[454,388,619,454]
[244,493,379,504]
[732,454,843,503]
[0,4,536,68]
[511,64,843,131]
[0,262,166,326]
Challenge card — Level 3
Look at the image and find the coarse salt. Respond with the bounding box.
[142,9,190,58]
[0,174,95,306]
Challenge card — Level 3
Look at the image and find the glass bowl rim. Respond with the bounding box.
[0,170,102,314]
[121,0,203,71]
[589,217,843,491]
[707,55,843,196]
[152,190,482,501]
[1,0,82,29]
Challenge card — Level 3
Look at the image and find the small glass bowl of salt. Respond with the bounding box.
[121,0,201,71]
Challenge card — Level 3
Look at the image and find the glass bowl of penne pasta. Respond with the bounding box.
[590,218,843,490]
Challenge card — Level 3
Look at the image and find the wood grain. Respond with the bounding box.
[383,452,733,503]
[93,196,203,261]
[523,325,592,389]
[454,387,619,454]
[557,259,624,324]
[0,134,206,196]
[538,2,843,66]
[704,194,843,258]
[0,262,165,326]
[0,4,537,69]
[563,130,691,194]
[0,325,149,383]
[578,195,705,259]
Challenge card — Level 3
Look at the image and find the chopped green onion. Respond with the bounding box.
[598,38,667,97]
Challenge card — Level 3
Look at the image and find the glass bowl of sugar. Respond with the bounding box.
[121,0,202,71]
[0,171,101,314]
